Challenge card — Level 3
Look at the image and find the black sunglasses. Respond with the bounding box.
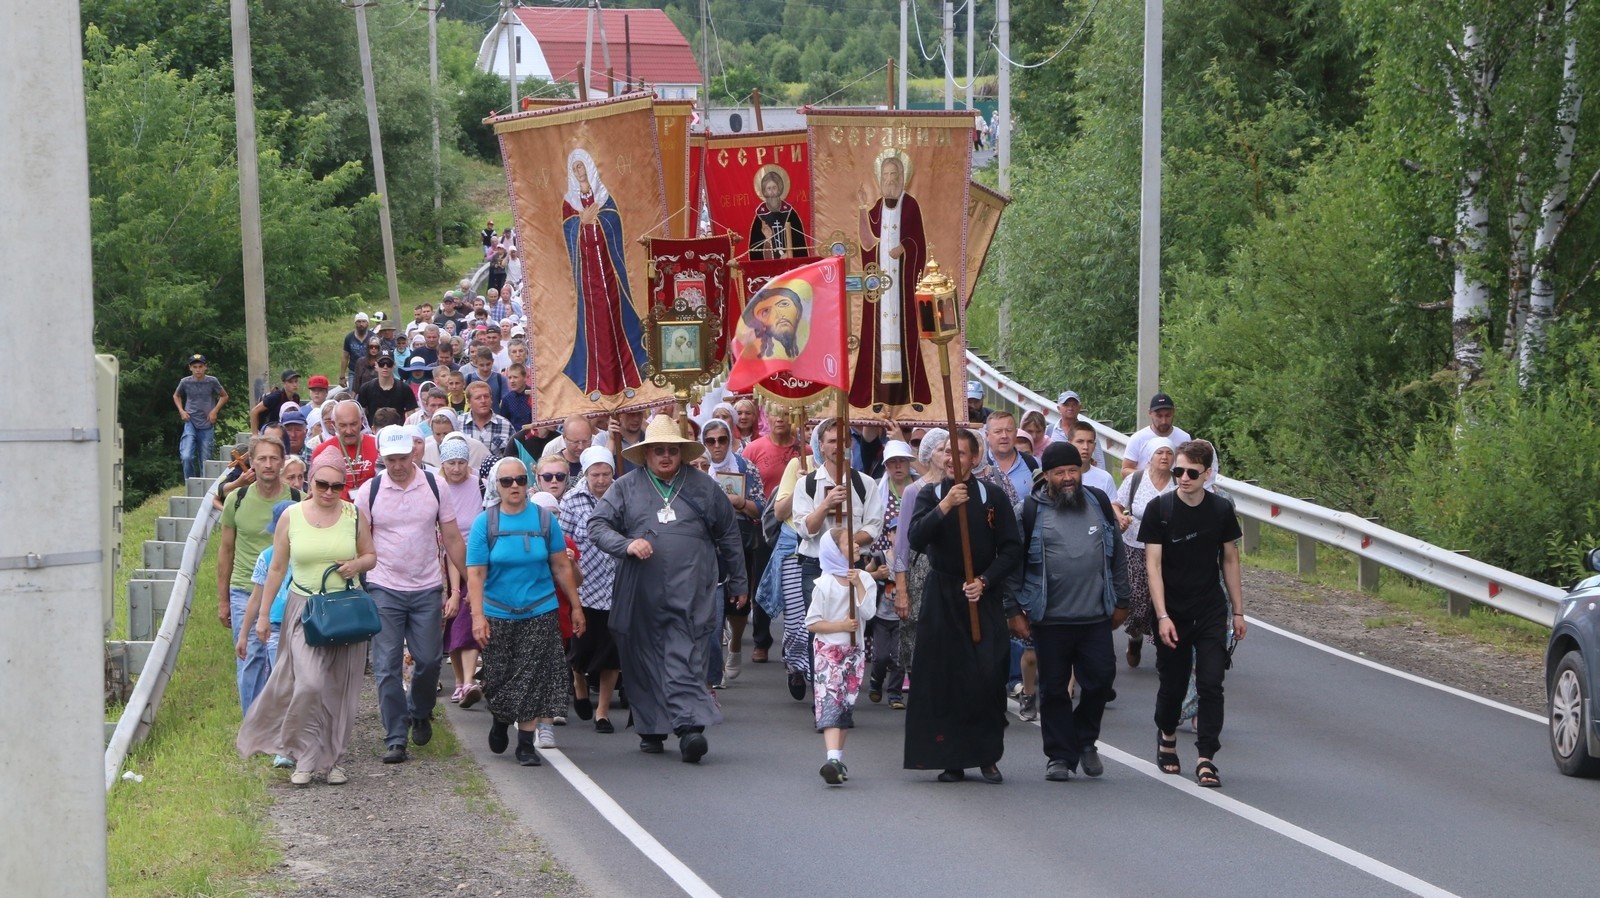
[312,479,345,492]
[539,471,569,482]
[377,358,395,367]
[498,475,529,487]
[1171,466,1206,481]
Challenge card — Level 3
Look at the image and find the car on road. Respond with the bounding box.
[1548,548,1600,777]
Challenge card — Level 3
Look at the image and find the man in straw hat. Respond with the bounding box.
[587,414,749,763]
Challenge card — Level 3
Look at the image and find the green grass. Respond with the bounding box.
[107,489,281,898]
[1243,525,1550,656]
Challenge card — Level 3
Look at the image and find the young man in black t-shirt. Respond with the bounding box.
[1137,438,1245,788]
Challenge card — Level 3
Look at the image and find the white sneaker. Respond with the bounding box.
[290,770,312,786]
[326,766,348,785]
[725,650,742,680]
[535,723,557,749]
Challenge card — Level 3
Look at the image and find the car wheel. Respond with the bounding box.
[1550,650,1600,778]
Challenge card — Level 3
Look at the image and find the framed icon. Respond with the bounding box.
[716,472,746,500]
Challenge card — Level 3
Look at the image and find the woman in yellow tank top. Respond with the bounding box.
[238,453,376,786]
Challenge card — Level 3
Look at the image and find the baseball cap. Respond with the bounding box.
[377,424,413,457]
[1149,393,1176,411]
[376,354,396,367]
[966,382,985,400]
[510,325,526,338]
[882,440,915,463]
[354,312,369,322]
[1057,390,1081,405]
[187,353,207,365]
[281,369,300,382]
[280,408,307,427]
[485,324,501,334]
[308,375,330,389]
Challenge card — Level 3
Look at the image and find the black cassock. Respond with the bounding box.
[904,476,1023,771]
[747,202,809,260]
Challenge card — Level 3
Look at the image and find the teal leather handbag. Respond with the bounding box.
[301,565,381,647]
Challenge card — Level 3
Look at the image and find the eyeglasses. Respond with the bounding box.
[650,445,681,456]
[539,472,568,482]
[497,475,529,487]
[377,359,395,367]
[704,436,730,446]
[1171,466,1206,481]
[312,479,345,492]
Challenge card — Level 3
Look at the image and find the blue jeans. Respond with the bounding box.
[180,420,215,480]
[369,584,443,748]
[230,587,271,714]
[266,623,281,667]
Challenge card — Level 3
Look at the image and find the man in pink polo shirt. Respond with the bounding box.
[355,425,470,764]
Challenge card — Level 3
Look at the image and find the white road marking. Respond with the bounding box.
[541,748,723,898]
[1246,617,1547,724]
[1013,700,1461,898]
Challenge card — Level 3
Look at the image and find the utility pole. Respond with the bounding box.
[230,0,269,403]
[593,0,613,96]
[584,0,596,101]
[899,0,908,109]
[2,2,107,893]
[996,0,1011,361]
[504,0,518,112]
[996,0,1010,192]
[427,0,442,248]
[964,0,974,111]
[352,0,403,323]
[1136,0,1163,420]
[699,0,709,118]
[943,0,954,110]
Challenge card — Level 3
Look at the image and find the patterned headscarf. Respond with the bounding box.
[440,438,471,464]
[482,456,527,509]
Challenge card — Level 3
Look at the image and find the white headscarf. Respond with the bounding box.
[564,148,609,210]
[579,445,615,475]
[701,418,740,475]
[818,527,852,578]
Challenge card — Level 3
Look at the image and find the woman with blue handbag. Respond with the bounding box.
[238,452,377,787]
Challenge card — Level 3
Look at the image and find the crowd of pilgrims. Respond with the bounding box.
[210,291,1240,789]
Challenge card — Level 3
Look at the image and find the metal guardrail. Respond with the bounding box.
[104,473,224,791]
[964,350,1567,626]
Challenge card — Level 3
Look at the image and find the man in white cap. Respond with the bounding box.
[341,312,372,387]
[965,381,991,425]
[587,415,748,763]
[1046,390,1107,470]
[355,425,469,764]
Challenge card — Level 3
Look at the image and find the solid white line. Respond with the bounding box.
[1245,617,1547,724]
[1010,701,1460,898]
[1095,741,1462,898]
[541,748,723,898]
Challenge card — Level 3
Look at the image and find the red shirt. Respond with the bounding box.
[741,436,803,500]
[312,435,380,500]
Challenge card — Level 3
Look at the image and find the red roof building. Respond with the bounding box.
[478,6,702,100]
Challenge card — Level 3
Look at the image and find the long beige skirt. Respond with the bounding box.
[236,590,367,773]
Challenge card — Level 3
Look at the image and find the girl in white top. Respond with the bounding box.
[805,527,876,785]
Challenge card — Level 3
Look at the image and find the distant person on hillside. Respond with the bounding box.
[340,312,372,388]
[174,353,229,479]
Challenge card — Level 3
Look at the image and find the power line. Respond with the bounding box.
[991,0,1102,70]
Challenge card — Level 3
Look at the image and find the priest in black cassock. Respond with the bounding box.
[905,428,1023,783]
[588,415,748,764]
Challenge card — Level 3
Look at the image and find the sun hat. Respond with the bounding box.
[621,414,705,465]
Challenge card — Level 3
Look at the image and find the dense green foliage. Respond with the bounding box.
[79,0,534,504]
[972,0,1600,583]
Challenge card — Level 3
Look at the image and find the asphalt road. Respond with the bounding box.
[443,615,1597,898]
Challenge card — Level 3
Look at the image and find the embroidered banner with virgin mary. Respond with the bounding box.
[493,93,674,423]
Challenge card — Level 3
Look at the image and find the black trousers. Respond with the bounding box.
[750,540,774,649]
[1153,599,1229,757]
[1034,619,1116,766]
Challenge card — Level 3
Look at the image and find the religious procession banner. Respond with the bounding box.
[647,235,738,367]
[493,92,672,423]
[805,109,973,422]
[727,256,849,394]
[966,180,1008,301]
[702,130,814,261]
[655,100,696,238]
[736,256,831,405]
[689,131,706,240]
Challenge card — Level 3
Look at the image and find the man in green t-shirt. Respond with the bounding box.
[218,435,292,713]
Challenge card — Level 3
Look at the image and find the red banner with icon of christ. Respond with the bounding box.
[702,130,814,261]
[737,255,831,404]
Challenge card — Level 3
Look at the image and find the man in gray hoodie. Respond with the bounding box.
[1004,442,1130,782]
